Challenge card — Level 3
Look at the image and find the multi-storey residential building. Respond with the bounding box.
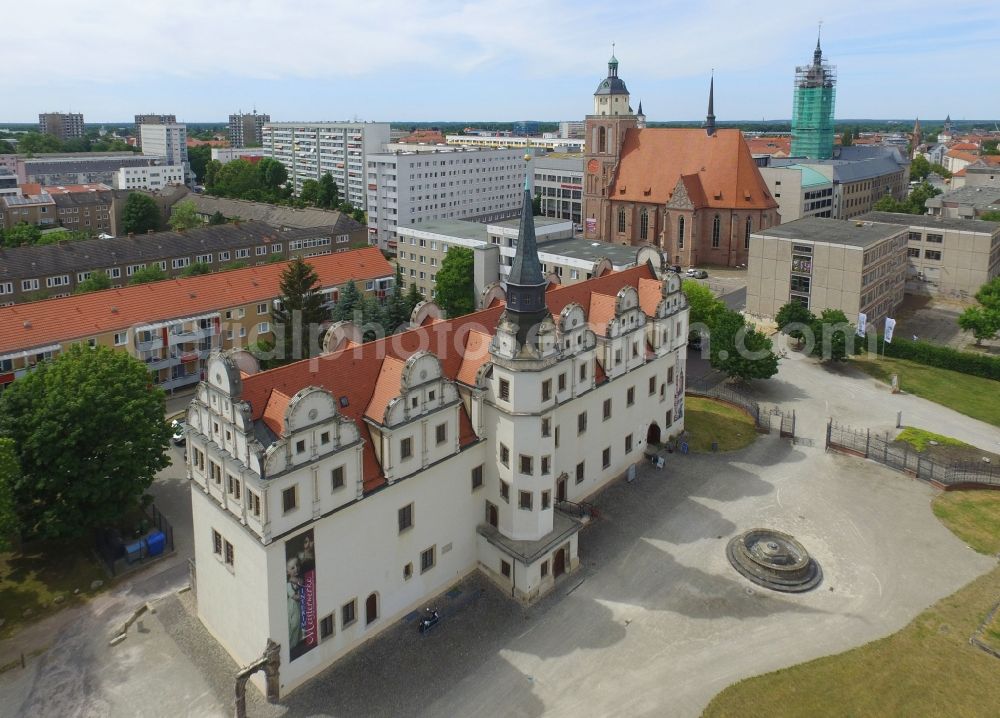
[38,112,84,141]
[0,169,18,198]
[140,124,190,184]
[532,154,584,226]
[365,147,525,252]
[860,212,1000,298]
[0,188,56,229]
[395,216,647,303]
[262,122,390,207]
[115,165,187,191]
[746,217,908,328]
[16,153,161,186]
[0,248,393,392]
[50,187,116,236]
[558,121,586,139]
[210,148,268,165]
[759,164,834,221]
[229,111,270,148]
[186,185,689,697]
[0,220,363,303]
[583,56,779,268]
[446,135,585,152]
[134,115,177,148]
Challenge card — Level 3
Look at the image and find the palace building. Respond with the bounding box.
[582,56,780,268]
[187,175,690,696]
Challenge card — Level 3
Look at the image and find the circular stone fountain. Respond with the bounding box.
[726,529,822,592]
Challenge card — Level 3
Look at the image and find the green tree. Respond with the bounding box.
[873,195,906,213]
[681,279,726,328]
[129,265,168,285]
[212,159,260,198]
[0,439,20,551]
[909,155,931,181]
[18,132,63,154]
[121,193,161,234]
[36,229,91,246]
[331,280,362,323]
[299,179,320,206]
[906,181,941,213]
[181,262,212,277]
[975,277,1000,310]
[208,210,227,225]
[257,158,288,190]
[221,260,249,271]
[404,282,424,319]
[929,162,952,178]
[380,266,409,334]
[204,159,222,190]
[1,222,43,247]
[74,272,112,294]
[0,139,14,153]
[980,211,1000,222]
[810,308,856,362]
[983,140,999,156]
[435,246,475,318]
[351,207,366,224]
[359,296,385,342]
[187,144,212,183]
[775,300,816,347]
[841,128,854,147]
[168,199,203,231]
[958,306,1000,345]
[708,309,779,381]
[316,173,339,209]
[0,345,170,539]
[271,258,329,363]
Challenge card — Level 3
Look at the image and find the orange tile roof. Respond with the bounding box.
[610,128,778,210]
[637,277,662,316]
[364,357,405,423]
[19,183,43,196]
[0,247,393,356]
[261,391,290,436]
[950,142,979,151]
[946,150,979,163]
[745,137,791,156]
[456,330,493,386]
[588,293,617,332]
[238,264,660,493]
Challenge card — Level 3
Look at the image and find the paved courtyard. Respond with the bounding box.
[1,355,996,717]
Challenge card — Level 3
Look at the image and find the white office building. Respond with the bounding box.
[186,187,690,697]
[140,124,192,185]
[262,122,390,209]
[531,155,584,226]
[365,148,527,253]
[114,165,187,191]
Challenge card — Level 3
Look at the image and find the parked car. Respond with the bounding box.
[171,420,187,445]
[686,268,708,279]
[669,264,682,273]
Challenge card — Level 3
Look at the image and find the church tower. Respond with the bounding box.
[583,50,638,240]
[791,30,836,159]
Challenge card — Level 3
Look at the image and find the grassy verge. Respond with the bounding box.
[853,354,1000,427]
[701,565,1000,718]
[931,491,1000,555]
[896,427,970,452]
[683,396,756,453]
[0,540,109,639]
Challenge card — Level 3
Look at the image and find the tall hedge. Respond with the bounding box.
[870,336,1000,381]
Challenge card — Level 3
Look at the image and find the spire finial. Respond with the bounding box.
[704,71,716,136]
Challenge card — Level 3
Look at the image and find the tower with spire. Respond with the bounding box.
[636,100,646,129]
[583,47,639,240]
[791,25,837,159]
[704,73,716,136]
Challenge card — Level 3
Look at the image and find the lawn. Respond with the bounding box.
[702,490,1000,718]
[896,427,970,452]
[0,540,109,640]
[683,396,757,453]
[932,490,1000,555]
[853,354,1000,428]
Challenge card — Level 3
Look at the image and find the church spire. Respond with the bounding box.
[704,72,716,136]
[814,21,823,65]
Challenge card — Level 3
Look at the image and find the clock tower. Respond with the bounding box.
[583,52,638,241]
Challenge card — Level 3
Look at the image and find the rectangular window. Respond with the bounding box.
[331,466,345,490]
[249,491,261,517]
[500,480,510,503]
[554,425,560,448]
[471,464,484,490]
[541,379,552,401]
[578,411,587,434]
[541,560,549,577]
[541,456,551,475]
[603,447,611,469]
[256,246,267,256]
[520,455,533,475]
[542,490,551,510]
[224,540,234,566]
[435,423,447,445]
[926,233,943,243]
[320,614,335,639]
[501,560,511,578]
[500,443,510,467]
[558,373,566,392]
[627,387,635,406]
[649,376,656,395]
[579,362,587,381]
[907,247,921,257]
[400,437,413,460]
[320,431,330,444]
[342,599,357,627]
[625,434,633,453]
[924,250,942,260]
[603,398,612,420]
[257,303,268,315]
[295,439,306,454]
[420,546,436,573]
[499,378,510,401]
[541,417,551,437]
[398,503,413,533]
[668,366,675,384]
[576,461,585,484]
[257,322,270,334]
[519,490,532,510]
[114,332,127,346]
[282,486,297,513]
[212,529,222,555]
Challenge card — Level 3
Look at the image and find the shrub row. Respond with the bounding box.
[868,336,1000,381]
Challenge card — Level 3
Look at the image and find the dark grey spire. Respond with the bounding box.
[814,23,823,65]
[704,73,716,136]
[637,100,643,115]
[507,183,545,290]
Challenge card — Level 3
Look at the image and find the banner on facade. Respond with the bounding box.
[585,217,597,233]
[286,529,318,661]
[884,317,896,344]
[857,312,867,337]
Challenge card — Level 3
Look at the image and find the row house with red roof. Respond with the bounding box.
[186,184,690,696]
[0,248,393,392]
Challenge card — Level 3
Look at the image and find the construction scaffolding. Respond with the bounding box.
[791,48,837,160]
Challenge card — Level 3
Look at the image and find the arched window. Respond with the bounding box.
[712,215,721,248]
[598,126,607,154]
[617,208,626,233]
[366,592,378,625]
[677,216,685,249]
[639,208,649,241]
[745,216,753,250]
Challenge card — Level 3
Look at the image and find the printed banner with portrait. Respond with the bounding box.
[286,529,317,661]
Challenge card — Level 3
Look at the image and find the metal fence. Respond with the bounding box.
[686,379,795,438]
[95,503,176,576]
[826,419,1000,488]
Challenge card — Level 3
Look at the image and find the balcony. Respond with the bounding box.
[135,335,164,353]
[143,353,179,371]
[167,324,216,345]
[160,372,201,392]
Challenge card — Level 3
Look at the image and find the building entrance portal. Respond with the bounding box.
[553,547,566,578]
[646,422,661,446]
[556,476,567,502]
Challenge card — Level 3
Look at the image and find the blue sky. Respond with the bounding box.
[3,0,998,123]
